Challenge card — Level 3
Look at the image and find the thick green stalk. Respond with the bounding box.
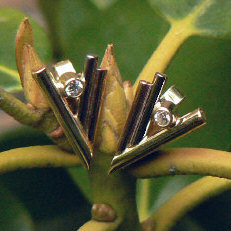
[130,148,231,179]
[146,176,231,231]
[0,145,81,174]
[138,179,151,222]
[89,152,141,231]
[0,88,42,126]
[0,88,73,151]
[78,220,120,231]
[133,22,193,91]
[133,0,210,90]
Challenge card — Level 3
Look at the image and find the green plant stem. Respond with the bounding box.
[0,88,42,126]
[0,145,81,174]
[133,0,211,91]
[89,152,141,231]
[138,179,151,222]
[129,148,231,179]
[145,176,231,231]
[0,88,72,151]
[78,219,121,231]
[133,22,193,91]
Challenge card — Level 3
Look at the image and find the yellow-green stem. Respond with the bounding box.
[134,23,193,91]
[89,152,141,231]
[0,145,81,174]
[130,148,231,179]
[138,179,151,222]
[78,219,121,231]
[0,88,42,126]
[147,176,231,231]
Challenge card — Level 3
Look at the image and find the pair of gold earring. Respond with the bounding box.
[33,54,206,173]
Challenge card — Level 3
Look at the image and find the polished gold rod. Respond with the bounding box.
[88,68,107,143]
[33,67,93,169]
[78,54,99,133]
[117,72,167,153]
[129,72,167,146]
[117,80,153,153]
[110,108,206,173]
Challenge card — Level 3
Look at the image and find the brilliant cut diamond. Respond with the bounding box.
[154,110,172,127]
[65,79,84,98]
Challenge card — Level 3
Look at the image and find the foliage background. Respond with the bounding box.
[0,0,230,230]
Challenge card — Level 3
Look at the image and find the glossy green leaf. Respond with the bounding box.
[137,176,200,221]
[137,177,169,220]
[187,190,231,230]
[0,184,33,231]
[149,0,231,37]
[150,176,201,213]
[54,0,168,82]
[89,0,118,9]
[165,35,231,151]
[0,8,51,92]
[68,167,93,202]
[0,168,91,231]
[172,216,205,231]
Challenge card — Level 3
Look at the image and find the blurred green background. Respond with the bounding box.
[0,0,230,230]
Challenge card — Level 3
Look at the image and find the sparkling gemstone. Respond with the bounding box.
[65,79,84,98]
[154,109,172,127]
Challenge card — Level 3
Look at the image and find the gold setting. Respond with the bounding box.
[32,55,206,172]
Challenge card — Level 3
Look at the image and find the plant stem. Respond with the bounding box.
[0,88,42,126]
[78,219,120,231]
[0,145,81,174]
[146,176,231,231]
[129,148,231,179]
[138,179,151,222]
[133,22,193,91]
[0,88,71,150]
[89,152,141,231]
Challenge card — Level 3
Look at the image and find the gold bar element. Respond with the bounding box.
[117,80,153,153]
[117,72,167,153]
[78,54,99,133]
[159,85,185,111]
[53,60,77,79]
[110,108,206,173]
[33,67,93,169]
[129,73,167,145]
[88,68,107,143]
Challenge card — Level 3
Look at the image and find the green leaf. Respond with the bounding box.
[137,176,200,221]
[0,8,51,92]
[137,177,169,221]
[150,176,201,213]
[0,126,52,152]
[148,176,231,231]
[149,0,203,20]
[149,0,231,37]
[188,190,231,230]
[89,0,118,9]
[0,184,33,231]
[50,0,168,82]
[165,35,231,151]
[0,168,91,231]
[172,216,206,231]
[68,168,93,202]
